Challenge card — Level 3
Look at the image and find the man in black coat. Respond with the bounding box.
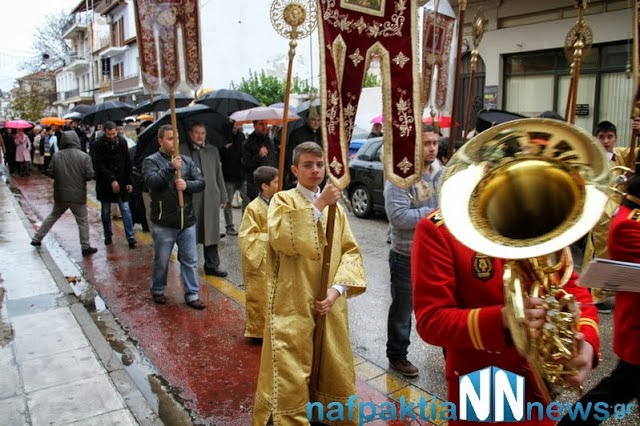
[242,120,277,200]
[92,121,137,248]
[221,121,248,235]
[284,114,321,189]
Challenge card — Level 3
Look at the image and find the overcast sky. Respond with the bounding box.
[0,0,320,93]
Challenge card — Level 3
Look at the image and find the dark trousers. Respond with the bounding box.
[557,359,640,425]
[203,244,220,270]
[387,250,413,360]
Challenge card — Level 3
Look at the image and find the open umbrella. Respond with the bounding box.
[69,104,93,115]
[82,101,134,126]
[130,93,193,115]
[63,111,84,120]
[134,104,231,168]
[40,117,67,127]
[4,120,34,129]
[195,89,261,116]
[295,98,321,120]
[423,115,458,128]
[229,106,300,125]
[370,114,384,124]
[136,114,155,122]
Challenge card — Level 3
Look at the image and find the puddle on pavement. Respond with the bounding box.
[0,287,15,347]
[91,309,194,425]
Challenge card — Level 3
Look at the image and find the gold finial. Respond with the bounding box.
[270,0,317,43]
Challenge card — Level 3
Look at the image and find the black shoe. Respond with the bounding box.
[82,247,98,256]
[595,299,614,314]
[30,240,41,247]
[104,237,112,245]
[226,226,238,236]
[204,266,228,278]
[128,240,137,248]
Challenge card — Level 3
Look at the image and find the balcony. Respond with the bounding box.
[62,13,91,40]
[113,74,141,94]
[64,52,90,73]
[62,88,94,106]
[97,0,126,16]
[98,36,127,58]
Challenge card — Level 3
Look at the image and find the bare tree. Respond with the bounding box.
[21,10,72,73]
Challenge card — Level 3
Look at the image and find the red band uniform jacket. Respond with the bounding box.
[412,209,600,425]
[609,205,640,366]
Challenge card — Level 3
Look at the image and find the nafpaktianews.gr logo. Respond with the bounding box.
[307,366,634,424]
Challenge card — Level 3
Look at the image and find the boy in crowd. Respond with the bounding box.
[238,166,279,338]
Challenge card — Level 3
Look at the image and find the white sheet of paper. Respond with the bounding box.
[578,258,640,293]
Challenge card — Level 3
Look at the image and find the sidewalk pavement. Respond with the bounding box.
[0,179,160,425]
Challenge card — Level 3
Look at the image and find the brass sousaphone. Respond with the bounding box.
[440,118,610,401]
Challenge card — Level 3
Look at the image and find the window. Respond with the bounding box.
[111,17,125,47]
[112,62,123,80]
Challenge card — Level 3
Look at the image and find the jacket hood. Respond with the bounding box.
[60,130,81,149]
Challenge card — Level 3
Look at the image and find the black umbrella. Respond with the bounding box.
[82,101,135,126]
[195,89,260,116]
[130,93,193,115]
[134,104,231,169]
[69,104,94,116]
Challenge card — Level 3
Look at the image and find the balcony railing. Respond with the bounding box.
[62,12,92,38]
[113,74,141,93]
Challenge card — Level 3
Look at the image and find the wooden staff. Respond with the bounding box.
[462,11,485,140]
[448,0,467,159]
[626,0,640,169]
[309,203,336,393]
[169,93,184,209]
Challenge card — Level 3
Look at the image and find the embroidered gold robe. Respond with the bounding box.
[252,189,366,426]
[239,196,272,338]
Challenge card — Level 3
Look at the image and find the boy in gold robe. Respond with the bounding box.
[239,166,279,338]
[252,142,366,425]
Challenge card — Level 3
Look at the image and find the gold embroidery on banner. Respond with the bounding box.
[332,36,347,87]
[393,91,414,137]
[393,51,410,68]
[323,0,406,38]
[341,0,387,17]
[326,88,340,136]
[330,157,343,174]
[343,99,357,137]
[349,49,365,67]
[397,157,413,174]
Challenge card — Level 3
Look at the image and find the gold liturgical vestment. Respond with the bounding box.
[239,196,273,338]
[252,189,366,426]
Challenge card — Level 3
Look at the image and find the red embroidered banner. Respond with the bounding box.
[317,0,422,189]
[133,0,202,93]
[422,9,455,110]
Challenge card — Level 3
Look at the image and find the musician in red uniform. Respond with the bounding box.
[413,209,600,426]
[558,156,640,425]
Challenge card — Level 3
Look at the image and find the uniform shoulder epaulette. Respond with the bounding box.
[427,209,444,227]
[628,209,640,222]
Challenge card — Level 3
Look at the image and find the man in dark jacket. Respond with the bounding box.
[284,114,321,189]
[142,124,207,309]
[30,131,97,256]
[242,120,277,200]
[221,121,248,235]
[92,121,137,248]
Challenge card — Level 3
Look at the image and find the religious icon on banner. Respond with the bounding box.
[422,8,455,110]
[341,0,386,16]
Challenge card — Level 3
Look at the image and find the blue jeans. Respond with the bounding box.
[387,250,413,360]
[100,200,135,242]
[151,223,200,302]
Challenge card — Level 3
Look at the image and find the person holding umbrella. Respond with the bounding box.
[92,121,137,248]
[242,120,278,200]
[14,128,31,177]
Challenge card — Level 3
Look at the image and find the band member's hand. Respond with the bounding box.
[632,117,640,131]
[175,179,186,191]
[172,156,182,171]
[315,182,341,211]
[566,332,594,387]
[523,296,547,339]
[111,181,120,193]
[315,288,340,315]
[126,184,133,193]
[259,146,268,157]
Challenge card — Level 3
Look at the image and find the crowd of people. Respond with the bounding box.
[5,106,640,425]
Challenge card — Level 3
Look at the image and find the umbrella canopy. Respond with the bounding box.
[136,114,155,121]
[4,120,34,129]
[423,115,458,128]
[229,106,300,125]
[130,93,193,115]
[195,89,260,116]
[63,111,84,120]
[82,101,135,126]
[40,117,67,126]
[69,104,94,116]
[134,104,231,168]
